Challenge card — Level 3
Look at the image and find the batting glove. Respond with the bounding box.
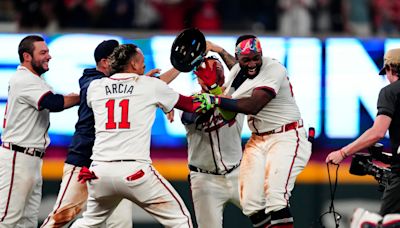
[78,166,98,184]
[193,93,220,113]
[194,61,218,89]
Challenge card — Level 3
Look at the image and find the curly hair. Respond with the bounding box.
[109,44,138,75]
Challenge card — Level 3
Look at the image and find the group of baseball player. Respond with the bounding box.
[0,30,313,228]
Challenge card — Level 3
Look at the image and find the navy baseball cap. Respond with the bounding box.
[94,40,119,63]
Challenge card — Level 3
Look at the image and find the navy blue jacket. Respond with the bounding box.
[65,68,105,167]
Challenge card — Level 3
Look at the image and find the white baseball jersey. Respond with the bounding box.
[225,57,301,133]
[2,66,53,149]
[87,73,179,162]
[184,110,244,173]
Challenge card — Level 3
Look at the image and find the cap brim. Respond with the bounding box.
[379,66,386,75]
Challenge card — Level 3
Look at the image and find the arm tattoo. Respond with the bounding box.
[219,49,237,70]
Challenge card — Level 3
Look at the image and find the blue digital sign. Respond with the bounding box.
[1,34,399,147]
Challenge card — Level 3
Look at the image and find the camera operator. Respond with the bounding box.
[326,48,400,218]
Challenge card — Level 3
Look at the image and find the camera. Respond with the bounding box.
[349,143,392,191]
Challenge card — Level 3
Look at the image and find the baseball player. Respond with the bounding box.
[70,44,200,228]
[41,40,135,228]
[181,57,245,227]
[196,35,312,228]
[0,35,79,228]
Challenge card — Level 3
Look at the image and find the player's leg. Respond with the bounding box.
[226,168,241,209]
[0,149,40,227]
[17,163,42,228]
[264,128,311,227]
[70,162,122,228]
[239,135,269,227]
[41,164,88,228]
[71,195,122,228]
[105,199,133,228]
[189,172,227,228]
[122,163,192,228]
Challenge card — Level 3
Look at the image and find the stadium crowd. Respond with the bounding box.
[0,0,399,36]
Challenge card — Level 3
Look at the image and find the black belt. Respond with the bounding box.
[2,143,45,159]
[189,163,240,175]
[102,159,137,162]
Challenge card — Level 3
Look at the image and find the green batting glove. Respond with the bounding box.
[193,93,220,113]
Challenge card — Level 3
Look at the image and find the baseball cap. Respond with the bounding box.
[94,40,119,63]
[379,48,400,75]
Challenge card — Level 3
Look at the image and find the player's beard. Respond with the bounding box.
[31,58,48,76]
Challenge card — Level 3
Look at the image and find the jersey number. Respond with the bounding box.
[105,99,131,129]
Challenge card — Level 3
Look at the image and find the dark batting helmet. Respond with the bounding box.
[170,28,206,72]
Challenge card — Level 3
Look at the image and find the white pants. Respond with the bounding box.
[239,128,312,216]
[71,161,193,228]
[41,163,133,228]
[189,167,242,228]
[0,147,43,228]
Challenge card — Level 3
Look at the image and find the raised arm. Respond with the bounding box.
[206,41,237,70]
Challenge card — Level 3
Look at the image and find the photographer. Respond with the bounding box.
[326,48,400,216]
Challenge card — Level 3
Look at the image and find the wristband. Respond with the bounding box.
[209,85,222,95]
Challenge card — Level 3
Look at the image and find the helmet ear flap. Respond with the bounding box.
[170,28,206,72]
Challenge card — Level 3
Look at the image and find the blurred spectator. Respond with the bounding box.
[328,0,344,33]
[373,0,400,35]
[342,0,372,36]
[13,0,48,30]
[191,0,221,32]
[151,0,194,31]
[60,0,97,28]
[134,0,160,29]
[99,0,135,28]
[0,0,15,22]
[278,0,314,36]
[314,0,331,33]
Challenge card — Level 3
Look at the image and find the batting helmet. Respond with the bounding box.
[170,28,206,72]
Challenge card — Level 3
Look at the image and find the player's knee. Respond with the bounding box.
[270,207,293,228]
[249,209,271,228]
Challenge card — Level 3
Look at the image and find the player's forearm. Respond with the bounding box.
[217,97,263,115]
[217,49,237,70]
[175,94,197,113]
[63,94,80,109]
[159,68,180,84]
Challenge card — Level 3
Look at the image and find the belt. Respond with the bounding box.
[102,159,137,162]
[255,119,303,136]
[189,163,240,175]
[2,143,45,158]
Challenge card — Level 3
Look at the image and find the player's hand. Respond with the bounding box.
[78,166,98,184]
[194,61,218,89]
[193,93,220,113]
[325,149,347,164]
[166,109,175,123]
[145,68,161,77]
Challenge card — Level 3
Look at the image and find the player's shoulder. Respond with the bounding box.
[10,66,41,86]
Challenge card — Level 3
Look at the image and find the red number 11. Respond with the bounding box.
[105,99,131,129]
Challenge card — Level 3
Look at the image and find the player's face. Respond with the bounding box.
[197,59,225,92]
[134,48,145,75]
[237,52,262,77]
[31,41,51,75]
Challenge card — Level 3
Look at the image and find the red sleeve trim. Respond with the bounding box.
[174,94,196,112]
[255,86,276,97]
[37,91,53,110]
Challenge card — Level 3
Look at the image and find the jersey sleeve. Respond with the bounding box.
[86,80,97,109]
[20,78,52,110]
[377,86,396,118]
[153,79,179,113]
[255,62,286,96]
